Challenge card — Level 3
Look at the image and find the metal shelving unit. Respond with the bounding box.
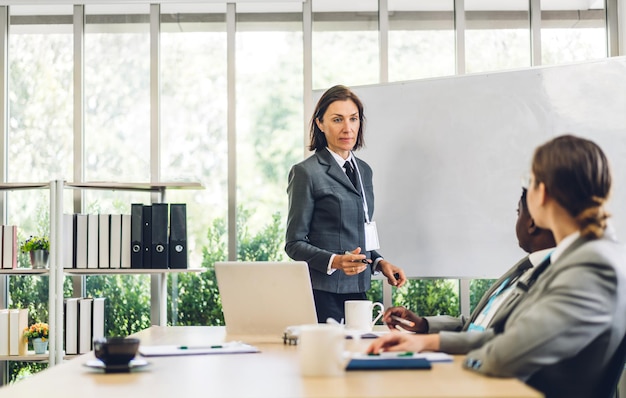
[1,180,204,369]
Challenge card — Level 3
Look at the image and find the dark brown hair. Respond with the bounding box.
[532,134,611,239]
[309,85,366,152]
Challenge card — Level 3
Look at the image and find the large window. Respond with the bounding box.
[540,0,607,65]
[388,0,455,82]
[7,6,73,236]
[84,4,151,185]
[465,0,531,73]
[161,4,228,265]
[0,3,618,382]
[312,0,379,89]
[236,2,303,255]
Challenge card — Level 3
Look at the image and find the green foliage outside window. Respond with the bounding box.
[470,278,497,314]
[395,279,461,318]
[170,207,285,326]
[7,208,496,383]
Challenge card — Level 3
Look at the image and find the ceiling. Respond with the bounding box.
[0,0,604,16]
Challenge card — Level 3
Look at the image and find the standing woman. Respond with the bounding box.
[368,134,626,398]
[285,85,406,323]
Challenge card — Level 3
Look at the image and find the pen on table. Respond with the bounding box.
[367,351,413,357]
[391,315,416,328]
[178,345,223,350]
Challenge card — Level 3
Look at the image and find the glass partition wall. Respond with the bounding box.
[0,0,618,382]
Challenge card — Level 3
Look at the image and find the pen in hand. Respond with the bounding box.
[391,315,415,328]
[345,251,369,263]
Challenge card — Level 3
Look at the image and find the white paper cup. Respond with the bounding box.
[298,324,346,377]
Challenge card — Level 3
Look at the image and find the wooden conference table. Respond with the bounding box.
[0,326,542,398]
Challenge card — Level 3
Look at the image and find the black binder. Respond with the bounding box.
[151,203,169,269]
[130,204,143,269]
[142,205,152,269]
[168,204,187,269]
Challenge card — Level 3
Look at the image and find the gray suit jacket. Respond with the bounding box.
[285,149,381,294]
[428,255,534,353]
[464,235,626,398]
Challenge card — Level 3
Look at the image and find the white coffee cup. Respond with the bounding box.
[344,300,384,331]
[298,324,347,377]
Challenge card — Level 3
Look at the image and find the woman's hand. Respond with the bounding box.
[334,247,370,276]
[366,332,440,354]
[378,260,407,287]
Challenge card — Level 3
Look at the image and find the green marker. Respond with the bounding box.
[178,345,223,350]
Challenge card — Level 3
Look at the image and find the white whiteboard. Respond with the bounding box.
[346,57,626,278]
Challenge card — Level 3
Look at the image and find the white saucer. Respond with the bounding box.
[84,358,149,371]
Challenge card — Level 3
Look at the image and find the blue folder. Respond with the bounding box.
[346,357,431,371]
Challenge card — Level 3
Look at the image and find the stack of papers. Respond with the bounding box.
[138,341,259,357]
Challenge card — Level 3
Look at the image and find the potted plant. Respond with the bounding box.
[20,236,50,269]
[23,322,49,354]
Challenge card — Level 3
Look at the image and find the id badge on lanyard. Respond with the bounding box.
[350,152,380,252]
[364,221,380,251]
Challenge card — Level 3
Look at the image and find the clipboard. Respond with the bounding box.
[345,351,452,370]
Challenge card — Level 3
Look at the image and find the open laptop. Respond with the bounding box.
[215,261,318,343]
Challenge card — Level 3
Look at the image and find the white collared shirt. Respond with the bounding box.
[528,248,554,266]
[327,147,354,175]
[550,231,581,264]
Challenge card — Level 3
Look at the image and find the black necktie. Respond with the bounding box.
[524,254,552,290]
[343,160,358,189]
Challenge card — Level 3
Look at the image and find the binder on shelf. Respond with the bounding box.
[64,297,80,355]
[92,297,106,342]
[142,205,152,269]
[9,308,28,356]
[78,297,93,354]
[130,204,143,269]
[75,214,88,269]
[63,214,76,269]
[121,214,132,269]
[87,214,99,269]
[0,309,9,355]
[109,214,122,269]
[2,225,17,269]
[98,214,111,269]
[151,203,169,269]
[169,203,188,269]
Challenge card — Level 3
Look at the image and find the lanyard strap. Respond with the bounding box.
[350,151,371,224]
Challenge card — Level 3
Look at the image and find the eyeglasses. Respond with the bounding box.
[521,174,533,190]
[522,173,539,190]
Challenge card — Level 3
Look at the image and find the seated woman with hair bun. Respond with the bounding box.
[368,134,626,398]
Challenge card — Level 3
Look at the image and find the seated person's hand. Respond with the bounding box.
[366,332,440,354]
[383,306,428,333]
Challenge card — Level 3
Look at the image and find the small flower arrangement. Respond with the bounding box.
[20,236,50,253]
[23,322,49,342]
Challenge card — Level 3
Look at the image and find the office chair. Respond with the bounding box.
[598,331,626,398]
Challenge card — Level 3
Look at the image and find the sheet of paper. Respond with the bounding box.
[138,341,259,357]
[350,351,453,362]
